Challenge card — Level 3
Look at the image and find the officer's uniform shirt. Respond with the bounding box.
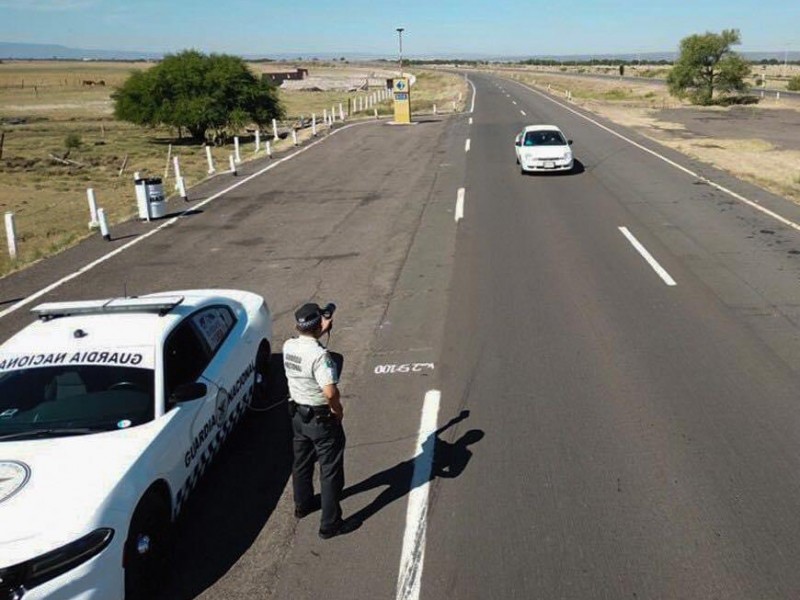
[283,335,338,407]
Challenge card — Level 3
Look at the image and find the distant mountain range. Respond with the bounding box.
[1,42,798,63]
[0,42,161,60]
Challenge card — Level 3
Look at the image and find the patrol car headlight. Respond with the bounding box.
[22,528,114,589]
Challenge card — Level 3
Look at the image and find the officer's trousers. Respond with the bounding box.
[291,412,346,531]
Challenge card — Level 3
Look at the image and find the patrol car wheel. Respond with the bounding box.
[252,341,271,408]
[124,493,171,600]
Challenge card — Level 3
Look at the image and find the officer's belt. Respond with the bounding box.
[289,400,332,423]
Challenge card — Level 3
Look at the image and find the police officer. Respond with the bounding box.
[284,303,358,539]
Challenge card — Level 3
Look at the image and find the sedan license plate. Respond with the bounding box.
[544,161,556,169]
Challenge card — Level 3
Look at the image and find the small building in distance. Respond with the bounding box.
[262,68,309,85]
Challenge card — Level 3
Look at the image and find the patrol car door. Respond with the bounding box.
[161,316,219,510]
[189,303,253,439]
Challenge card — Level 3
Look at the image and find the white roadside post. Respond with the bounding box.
[312,113,317,136]
[97,208,110,241]
[374,108,378,119]
[229,154,237,176]
[177,177,188,202]
[323,108,328,125]
[205,146,216,174]
[433,104,437,115]
[234,137,242,164]
[172,156,182,190]
[266,140,272,158]
[86,188,99,229]
[331,105,336,122]
[4,212,17,260]
[359,96,363,112]
[255,130,261,152]
[292,129,298,146]
[272,118,279,141]
[339,103,344,121]
[777,92,781,103]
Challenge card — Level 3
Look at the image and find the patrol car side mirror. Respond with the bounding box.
[170,382,207,403]
[515,140,521,147]
[568,140,573,145]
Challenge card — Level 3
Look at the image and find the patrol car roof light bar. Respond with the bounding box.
[31,296,185,320]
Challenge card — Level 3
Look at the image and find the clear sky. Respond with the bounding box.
[0,0,798,57]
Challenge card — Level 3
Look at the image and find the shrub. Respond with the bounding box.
[64,133,82,150]
[716,95,760,106]
[788,76,800,92]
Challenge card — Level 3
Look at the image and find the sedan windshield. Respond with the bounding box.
[0,365,154,439]
[524,131,567,146]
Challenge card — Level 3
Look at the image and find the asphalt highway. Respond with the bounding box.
[5,71,800,599]
[423,73,800,599]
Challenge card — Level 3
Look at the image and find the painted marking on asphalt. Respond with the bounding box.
[469,117,473,125]
[396,389,441,600]
[465,138,471,152]
[0,121,377,321]
[619,226,677,286]
[374,363,435,375]
[520,110,526,116]
[508,77,800,238]
[467,77,477,113]
[455,188,465,222]
[512,100,517,105]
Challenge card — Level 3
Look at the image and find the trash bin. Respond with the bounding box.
[134,177,167,220]
[145,178,167,219]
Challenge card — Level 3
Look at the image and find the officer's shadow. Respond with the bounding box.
[343,410,484,524]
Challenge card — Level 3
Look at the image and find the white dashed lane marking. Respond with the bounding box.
[619,226,677,287]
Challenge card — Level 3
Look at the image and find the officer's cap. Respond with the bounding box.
[294,303,322,331]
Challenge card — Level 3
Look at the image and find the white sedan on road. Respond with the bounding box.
[0,290,272,600]
[514,125,574,174]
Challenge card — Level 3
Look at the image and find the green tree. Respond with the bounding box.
[113,50,284,141]
[788,75,800,92]
[667,29,750,105]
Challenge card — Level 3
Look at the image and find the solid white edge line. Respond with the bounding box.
[467,77,477,113]
[619,226,677,286]
[0,120,376,321]
[455,188,465,222]
[396,389,441,600]
[465,138,471,153]
[507,77,800,236]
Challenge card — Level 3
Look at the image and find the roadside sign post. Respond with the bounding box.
[392,77,412,124]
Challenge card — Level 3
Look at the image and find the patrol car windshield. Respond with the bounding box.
[0,365,154,439]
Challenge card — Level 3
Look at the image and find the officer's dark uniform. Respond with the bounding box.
[284,303,350,538]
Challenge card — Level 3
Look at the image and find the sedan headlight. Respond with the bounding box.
[0,528,114,595]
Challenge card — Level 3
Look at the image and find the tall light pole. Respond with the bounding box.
[396,27,405,77]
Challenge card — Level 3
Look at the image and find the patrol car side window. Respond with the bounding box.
[164,320,212,404]
[191,306,237,356]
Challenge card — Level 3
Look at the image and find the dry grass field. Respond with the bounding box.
[0,61,466,277]
[497,69,800,206]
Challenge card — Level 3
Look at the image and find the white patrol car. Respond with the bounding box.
[0,290,272,600]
